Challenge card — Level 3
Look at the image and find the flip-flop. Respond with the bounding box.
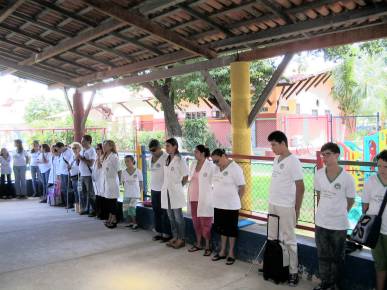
[212,254,226,261]
[203,249,212,256]
[188,245,203,252]
[226,257,235,265]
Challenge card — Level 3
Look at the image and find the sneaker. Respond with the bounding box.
[288,273,299,287]
[125,223,134,228]
[131,224,139,231]
[152,235,162,241]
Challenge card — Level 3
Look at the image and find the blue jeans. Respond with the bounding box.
[41,170,50,200]
[167,192,185,240]
[80,176,95,213]
[13,166,27,196]
[30,165,42,197]
[60,174,73,207]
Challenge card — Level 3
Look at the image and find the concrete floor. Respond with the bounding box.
[0,199,316,290]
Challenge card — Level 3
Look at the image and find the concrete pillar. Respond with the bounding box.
[230,62,252,210]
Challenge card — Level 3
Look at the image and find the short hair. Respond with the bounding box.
[149,139,160,149]
[125,155,135,165]
[320,142,340,154]
[267,131,288,147]
[376,150,387,163]
[82,135,92,144]
[55,142,65,148]
[196,144,210,158]
[211,148,226,157]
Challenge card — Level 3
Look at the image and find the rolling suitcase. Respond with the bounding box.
[263,214,289,284]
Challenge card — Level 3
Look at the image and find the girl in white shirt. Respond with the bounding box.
[0,148,14,199]
[37,144,52,203]
[102,140,121,229]
[30,140,42,197]
[13,139,29,198]
[161,138,189,249]
[122,155,143,231]
[211,148,245,266]
[70,142,81,213]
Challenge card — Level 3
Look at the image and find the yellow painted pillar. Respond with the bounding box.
[231,62,252,210]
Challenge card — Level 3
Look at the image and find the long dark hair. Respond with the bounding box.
[166,137,180,166]
[196,144,210,158]
[14,139,23,154]
[31,140,40,153]
[41,144,50,153]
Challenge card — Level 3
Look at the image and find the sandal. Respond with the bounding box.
[226,257,235,265]
[203,249,212,256]
[172,240,185,249]
[212,254,226,261]
[188,245,202,252]
[166,239,177,247]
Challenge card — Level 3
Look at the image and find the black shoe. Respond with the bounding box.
[152,235,162,241]
[313,283,335,290]
[160,236,172,243]
[88,212,96,217]
[288,274,299,287]
[105,222,117,229]
[40,199,47,203]
[79,211,87,215]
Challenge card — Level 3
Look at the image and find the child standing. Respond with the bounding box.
[0,148,14,199]
[122,155,143,231]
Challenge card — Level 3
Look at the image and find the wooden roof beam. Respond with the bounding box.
[80,0,217,59]
[0,55,79,86]
[248,53,294,126]
[19,19,126,66]
[78,23,387,93]
[0,0,25,24]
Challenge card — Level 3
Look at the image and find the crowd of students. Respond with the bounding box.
[0,131,386,290]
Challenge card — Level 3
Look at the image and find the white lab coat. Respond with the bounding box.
[161,155,189,209]
[101,153,120,199]
[187,159,214,218]
[92,160,104,196]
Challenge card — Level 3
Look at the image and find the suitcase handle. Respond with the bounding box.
[267,214,280,240]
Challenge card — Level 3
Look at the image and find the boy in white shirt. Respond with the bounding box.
[362,150,387,290]
[122,155,143,231]
[267,131,305,287]
[314,142,355,290]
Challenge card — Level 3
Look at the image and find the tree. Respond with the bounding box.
[138,60,275,137]
[24,95,67,124]
[182,118,218,152]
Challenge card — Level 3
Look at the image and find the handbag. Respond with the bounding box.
[351,188,387,249]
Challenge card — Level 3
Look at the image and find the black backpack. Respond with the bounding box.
[263,214,289,284]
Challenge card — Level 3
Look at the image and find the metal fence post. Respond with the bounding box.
[141,145,148,200]
[377,112,380,131]
[329,113,333,142]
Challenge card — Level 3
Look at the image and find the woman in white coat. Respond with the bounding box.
[187,145,214,256]
[161,138,189,249]
[101,140,121,229]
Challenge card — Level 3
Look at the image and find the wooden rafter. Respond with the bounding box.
[79,23,387,92]
[248,53,294,126]
[0,0,25,24]
[80,0,217,59]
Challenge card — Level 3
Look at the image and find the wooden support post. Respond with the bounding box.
[73,90,85,142]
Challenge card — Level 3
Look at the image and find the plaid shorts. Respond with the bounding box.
[122,197,139,218]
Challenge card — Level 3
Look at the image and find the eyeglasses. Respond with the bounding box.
[212,159,219,164]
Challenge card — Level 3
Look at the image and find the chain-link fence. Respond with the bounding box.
[139,150,377,231]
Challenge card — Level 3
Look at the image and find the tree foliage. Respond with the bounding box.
[24,95,68,124]
[182,118,218,152]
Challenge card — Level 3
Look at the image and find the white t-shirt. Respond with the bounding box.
[212,161,245,210]
[58,148,73,175]
[150,151,168,191]
[0,156,12,175]
[68,155,79,177]
[37,152,52,173]
[79,147,96,177]
[122,168,143,198]
[12,150,28,167]
[269,154,303,207]
[314,168,356,230]
[362,175,387,234]
[30,151,40,166]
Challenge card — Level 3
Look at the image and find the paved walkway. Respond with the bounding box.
[0,199,316,290]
